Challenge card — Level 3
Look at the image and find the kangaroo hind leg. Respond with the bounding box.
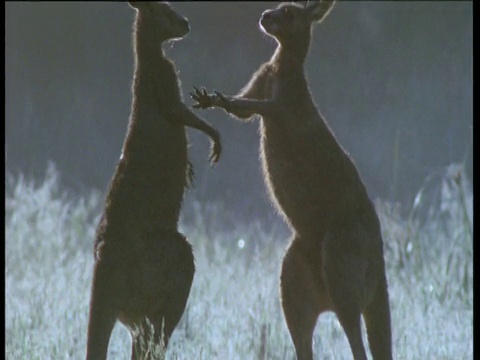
[86,261,119,360]
[363,273,393,360]
[322,225,370,360]
[280,237,328,360]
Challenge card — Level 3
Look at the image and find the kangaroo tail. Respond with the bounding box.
[363,274,393,360]
[86,261,118,360]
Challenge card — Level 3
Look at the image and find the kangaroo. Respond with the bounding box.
[86,2,222,359]
[191,1,392,359]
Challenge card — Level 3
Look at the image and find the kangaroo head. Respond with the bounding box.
[128,1,190,42]
[259,1,335,45]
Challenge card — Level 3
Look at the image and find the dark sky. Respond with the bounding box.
[5,1,473,223]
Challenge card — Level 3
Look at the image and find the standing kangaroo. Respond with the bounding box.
[86,2,221,359]
[191,1,392,359]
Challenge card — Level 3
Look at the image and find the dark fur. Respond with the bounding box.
[192,1,392,359]
[86,2,221,359]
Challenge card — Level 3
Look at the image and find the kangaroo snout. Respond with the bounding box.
[259,10,277,34]
[174,16,190,38]
[179,17,190,34]
[261,10,273,20]
[260,9,277,24]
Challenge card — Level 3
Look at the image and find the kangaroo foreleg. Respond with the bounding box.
[191,87,281,120]
[173,105,222,164]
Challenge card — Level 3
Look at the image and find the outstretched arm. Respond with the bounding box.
[190,87,259,120]
[190,88,282,120]
[171,105,221,165]
[191,63,273,121]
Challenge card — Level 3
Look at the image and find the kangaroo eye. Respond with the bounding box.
[283,7,293,19]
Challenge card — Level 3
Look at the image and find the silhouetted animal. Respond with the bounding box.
[191,1,392,359]
[86,2,221,359]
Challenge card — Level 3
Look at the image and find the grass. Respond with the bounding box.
[5,163,473,359]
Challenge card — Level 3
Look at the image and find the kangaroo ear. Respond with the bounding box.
[307,0,335,23]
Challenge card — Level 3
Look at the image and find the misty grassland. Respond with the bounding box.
[6,165,472,360]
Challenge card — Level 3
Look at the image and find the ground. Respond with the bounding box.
[5,165,473,359]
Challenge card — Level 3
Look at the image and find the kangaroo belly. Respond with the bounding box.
[263,159,326,233]
[260,125,331,234]
[114,231,195,326]
[111,123,189,225]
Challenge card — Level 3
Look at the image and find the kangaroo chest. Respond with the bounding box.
[259,120,329,231]
[260,108,367,232]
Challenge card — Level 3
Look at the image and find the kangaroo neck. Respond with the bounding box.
[134,42,166,68]
[269,43,313,108]
[272,39,309,69]
[133,17,167,65]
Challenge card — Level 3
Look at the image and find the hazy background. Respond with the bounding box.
[5,1,473,226]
